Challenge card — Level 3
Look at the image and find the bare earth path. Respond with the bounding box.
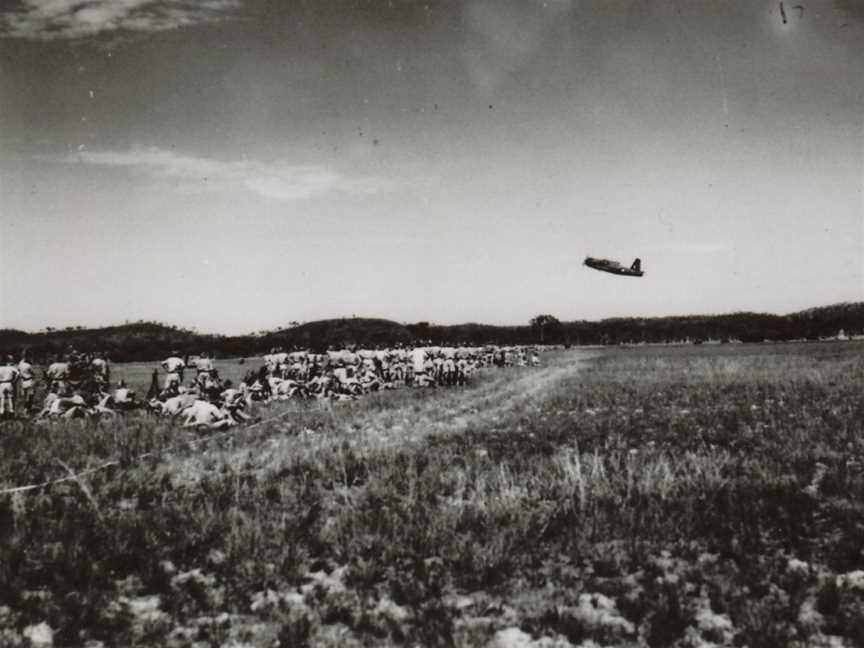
[166,350,599,483]
[352,349,601,448]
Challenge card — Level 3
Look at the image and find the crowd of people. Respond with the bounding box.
[0,351,117,421]
[0,345,543,428]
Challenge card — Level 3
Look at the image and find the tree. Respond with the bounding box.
[530,314,561,343]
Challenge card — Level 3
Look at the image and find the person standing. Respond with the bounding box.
[18,353,35,414]
[46,355,70,393]
[91,352,110,387]
[195,351,214,386]
[411,346,426,385]
[0,356,20,417]
[161,351,186,390]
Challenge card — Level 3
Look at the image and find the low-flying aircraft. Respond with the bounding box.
[584,256,644,277]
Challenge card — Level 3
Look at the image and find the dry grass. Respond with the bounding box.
[1,342,863,646]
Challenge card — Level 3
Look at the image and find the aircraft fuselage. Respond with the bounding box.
[584,257,644,277]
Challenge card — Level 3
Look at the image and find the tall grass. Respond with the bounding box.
[1,342,863,646]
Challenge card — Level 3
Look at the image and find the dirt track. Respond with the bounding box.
[362,349,600,447]
[162,350,599,483]
[210,351,595,475]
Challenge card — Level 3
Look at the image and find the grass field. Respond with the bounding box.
[1,342,863,647]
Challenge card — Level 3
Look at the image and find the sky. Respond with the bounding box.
[0,0,862,335]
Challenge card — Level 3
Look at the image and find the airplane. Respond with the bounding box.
[584,256,644,277]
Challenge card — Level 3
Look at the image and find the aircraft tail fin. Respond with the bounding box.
[630,258,641,272]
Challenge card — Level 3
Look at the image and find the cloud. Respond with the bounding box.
[46,147,394,202]
[0,0,239,41]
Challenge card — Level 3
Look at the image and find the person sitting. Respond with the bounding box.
[202,371,223,402]
[113,380,137,410]
[181,399,234,430]
[220,381,253,422]
[243,374,269,402]
[48,390,89,419]
[93,391,119,417]
[272,378,308,400]
[91,352,110,387]
[220,380,241,406]
[150,392,197,417]
[359,368,382,393]
[307,374,333,399]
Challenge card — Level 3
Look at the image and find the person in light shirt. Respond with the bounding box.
[443,355,456,386]
[422,356,435,386]
[432,353,444,385]
[18,354,35,414]
[91,352,110,386]
[0,356,20,417]
[220,381,242,407]
[113,380,137,409]
[47,390,88,419]
[411,347,426,378]
[181,399,234,429]
[332,362,349,386]
[266,348,290,376]
[220,381,253,422]
[150,392,197,417]
[195,352,214,385]
[161,352,186,390]
[46,356,70,393]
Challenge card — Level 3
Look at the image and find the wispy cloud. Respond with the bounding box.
[46,147,394,202]
[0,0,239,41]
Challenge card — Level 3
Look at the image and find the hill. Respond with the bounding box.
[0,322,207,363]
[258,318,414,353]
[0,319,416,362]
[1,303,861,362]
[789,302,864,338]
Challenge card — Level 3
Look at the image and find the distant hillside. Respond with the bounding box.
[1,303,861,362]
[789,302,864,338]
[791,302,864,319]
[408,322,527,345]
[259,318,413,353]
[0,322,206,363]
[0,318,416,362]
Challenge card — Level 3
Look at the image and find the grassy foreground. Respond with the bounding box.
[1,343,863,647]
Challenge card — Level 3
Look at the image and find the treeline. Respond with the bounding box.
[0,319,416,363]
[0,322,218,363]
[549,302,864,346]
[1,303,861,363]
[404,303,864,346]
[258,318,414,352]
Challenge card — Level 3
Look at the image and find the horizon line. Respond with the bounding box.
[2,300,861,338]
